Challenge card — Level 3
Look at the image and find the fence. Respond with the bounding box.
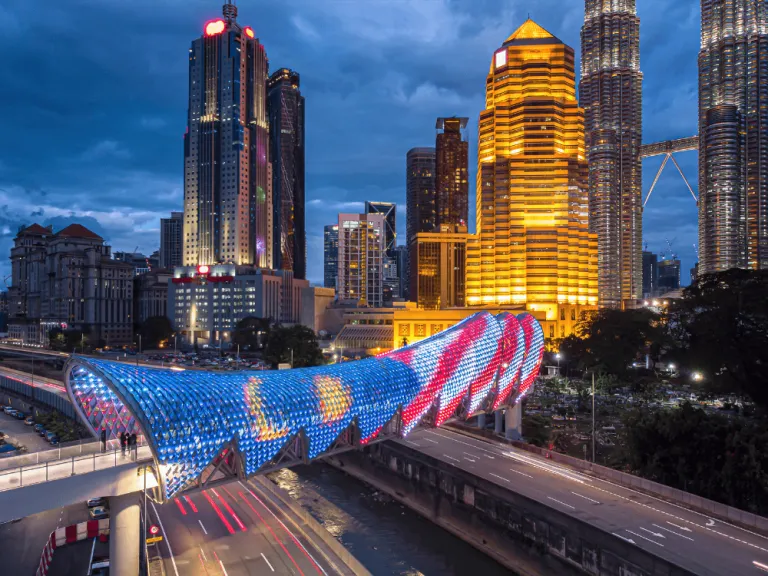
[0,444,153,492]
[36,518,110,576]
[447,422,768,534]
[0,374,74,419]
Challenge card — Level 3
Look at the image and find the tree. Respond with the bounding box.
[667,269,768,408]
[522,414,550,447]
[138,316,174,350]
[264,325,324,368]
[232,316,272,352]
[48,327,88,352]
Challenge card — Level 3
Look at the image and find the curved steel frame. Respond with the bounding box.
[65,311,544,500]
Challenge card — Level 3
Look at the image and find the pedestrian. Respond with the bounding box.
[120,432,127,456]
[129,432,137,460]
[100,428,107,453]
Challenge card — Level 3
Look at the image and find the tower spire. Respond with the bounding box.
[222,1,237,22]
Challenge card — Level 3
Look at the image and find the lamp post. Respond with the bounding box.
[136,334,142,367]
[555,353,561,375]
[591,372,596,464]
[173,333,178,356]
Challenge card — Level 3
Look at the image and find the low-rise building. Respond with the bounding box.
[134,269,172,324]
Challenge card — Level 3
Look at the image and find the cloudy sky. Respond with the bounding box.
[0,0,700,286]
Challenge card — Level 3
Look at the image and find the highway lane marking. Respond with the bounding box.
[613,532,635,544]
[653,524,694,541]
[149,500,180,576]
[571,491,600,504]
[463,457,477,463]
[639,527,665,539]
[213,550,229,576]
[489,472,510,483]
[754,560,768,572]
[547,497,576,510]
[423,438,439,444]
[626,529,664,547]
[261,553,275,572]
[198,519,208,535]
[706,518,715,526]
[509,469,533,479]
[199,547,207,562]
[405,441,420,447]
[443,454,460,463]
[666,521,692,533]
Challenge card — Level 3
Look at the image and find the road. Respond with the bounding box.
[399,427,768,576]
[149,479,352,576]
[0,501,89,575]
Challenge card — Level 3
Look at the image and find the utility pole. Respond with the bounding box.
[592,372,596,464]
[290,348,294,368]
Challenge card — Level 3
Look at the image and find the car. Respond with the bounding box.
[3,406,13,414]
[24,416,34,426]
[34,424,44,433]
[37,427,47,436]
[49,437,59,446]
[87,497,107,508]
[13,411,26,420]
[89,506,109,520]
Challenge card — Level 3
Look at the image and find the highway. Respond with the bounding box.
[149,479,353,576]
[399,428,768,576]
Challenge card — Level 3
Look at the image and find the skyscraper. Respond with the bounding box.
[642,250,658,299]
[337,214,385,307]
[467,19,598,332]
[698,0,768,274]
[405,148,436,300]
[364,201,396,256]
[580,0,643,308]
[323,224,339,290]
[160,212,183,269]
[410,226,468,310]
[182,2,272,269]
[657,258,681,294]
[268,68,306,279]
[435,118,469,229]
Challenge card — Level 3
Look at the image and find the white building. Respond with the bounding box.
[337,213,385,308]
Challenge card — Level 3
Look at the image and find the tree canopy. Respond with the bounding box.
[232,316,272,351]
[48,327,88,352]
[264,324,324,368]
[138,316,174,350]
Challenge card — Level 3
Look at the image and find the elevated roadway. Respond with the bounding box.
[400,427,768,576]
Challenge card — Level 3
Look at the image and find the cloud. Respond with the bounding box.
[140,116,168,130]
[79,140,132,162]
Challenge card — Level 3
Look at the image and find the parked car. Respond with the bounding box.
[3,406,14,414]
[89,506,109,520]
[24,416,34,426]
[13,411,26,420]
[87,497,107,508]
[49,437,59,446]
[34,424,45,433]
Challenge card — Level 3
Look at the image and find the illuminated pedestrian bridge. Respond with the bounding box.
[65,312,544,500]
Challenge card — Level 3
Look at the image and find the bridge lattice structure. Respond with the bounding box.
[640,136,699,208]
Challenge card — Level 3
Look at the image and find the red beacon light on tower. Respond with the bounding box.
[205,19,226,36]
[244,26,255,39]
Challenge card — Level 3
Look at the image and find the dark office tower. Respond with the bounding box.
[698,0,768,274]
[323,224,339,290]
[580,0,643,308]
[406,148,436,300]
[657,259,681,294]
[183,2,272,268]
[365,201,397,257]
[435,117,469,229]
[160,212,183,269]
[642,251,658,299]
[268,68,306,279]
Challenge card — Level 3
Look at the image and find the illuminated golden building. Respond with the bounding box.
[467,19,598,335]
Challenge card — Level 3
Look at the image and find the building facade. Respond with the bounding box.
[268,68,306,279]
[323,224,339,291]
[467,20,598,335]
[642,251,659,299]
[435,117,469,230]
[580,0,643,308]
[410,226,467,310]
[160,212,183,269]
[698,0,768,274]
[657,259,681,294]
[365,202,396,257]
[134,269,172,324]
[336,213,386,307]
[169,265,313,346]
[183,2,272,269]
[405,147,436,299]
[9,224,134,345]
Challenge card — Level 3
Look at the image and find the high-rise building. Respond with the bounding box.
[182,2,272,269]
[160,212,183,269]
[435,118,469,229]
[698,0,768,274]
[410,225,468,310]
[365,202,396,257]
[658,259,681,294]
[642,251,659,299]
[394,245,408,299]
[337,213,386,307]
[405,148,436,300]
[268,68,306,279]
[467,19,598,335]
[323,224,339,290]
[580,0,643,308]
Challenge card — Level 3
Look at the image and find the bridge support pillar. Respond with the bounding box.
[477,413,486,429]
[505,403,522,441]
[109,494,141,576]
[494,409,503,434]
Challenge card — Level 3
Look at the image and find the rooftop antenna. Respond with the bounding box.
[223,0,237,22]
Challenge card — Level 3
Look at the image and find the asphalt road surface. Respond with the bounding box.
[0,501,89,575]
[150,479,352,576]
[399,428,768,576]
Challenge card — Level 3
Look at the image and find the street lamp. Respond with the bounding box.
[692,371,703,382]
[136,334,142,367]
[555,353,562,374]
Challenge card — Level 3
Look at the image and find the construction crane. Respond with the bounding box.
[661,237,678,261]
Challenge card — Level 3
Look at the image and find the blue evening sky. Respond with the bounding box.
[0,0,700,285]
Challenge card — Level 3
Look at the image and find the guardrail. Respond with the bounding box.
[447,422,768,535]
[0,444,153,492]
[0,436,148,471]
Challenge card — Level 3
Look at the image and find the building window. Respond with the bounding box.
[549,324,554,338]
[430,324,443,335]
[560,308,565,321]
[571,309,576,321]
[398,324,410,337]
[415,324,426,337]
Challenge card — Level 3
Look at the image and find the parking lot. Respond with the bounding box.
[0,407,51,453]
